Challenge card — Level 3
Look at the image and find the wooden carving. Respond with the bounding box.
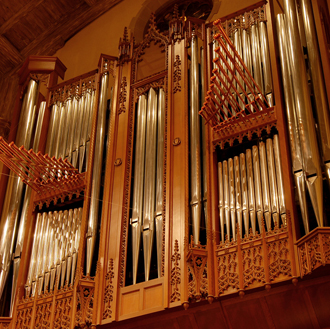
[103,259,114,320]
[34,302,52,329]
[75,284,94,328]
[54,296,73,329]
[16,306,32,329]
[186,240,208,300]
[170,240,181,302]
[118,76,127,115]
[173,55,182,94]
[217,252,239,295]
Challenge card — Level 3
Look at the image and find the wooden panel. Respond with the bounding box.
[121,289,140,316]
[143,283,163,309]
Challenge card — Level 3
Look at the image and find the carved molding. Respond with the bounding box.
[34,302,52,329]
[170,240,181,302]
[135,77,165,101]
[16,306,33,329]
[297,228,330,277]
[118,76,127,115]
[103,259,114,320]
[173,55,182,94]
[186,240,208,300]
[75,281,94,329]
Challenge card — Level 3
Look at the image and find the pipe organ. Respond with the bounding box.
[0,0,329,327]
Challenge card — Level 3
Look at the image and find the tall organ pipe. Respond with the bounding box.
[258,21,273,106]
[234,156,242,237]
[86,72,109,276]
[11,102,46,313]
[223,160,231,239]
[276,14,309,232]
[190,33,202,244]
[0,79,38,300]
[131,94,147,285]
[142,88,158,281]
[283,0,323,227]
[250,24,264,94]
[252,146,263,231]
[155,88,165,278]
[246,149,256,234]
[218,162,225,242]
[200,47,208,231]
[301,0,330,183]
[228,158,236,239]
[259,141,272,231]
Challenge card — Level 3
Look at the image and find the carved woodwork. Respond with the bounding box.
[170,240,181,303]
[297,228,330,277]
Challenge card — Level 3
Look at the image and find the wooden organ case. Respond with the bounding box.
[0,0,329,328]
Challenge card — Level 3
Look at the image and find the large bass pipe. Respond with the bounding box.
[190,32,202,244]
[86,72,109,276]
[10,101,46,313]
[131,94,147,285]
[276,14,309,233]
[301,0,330,187]
[283,0,323,228]
[143,88,158,281]
[0,79,38,300]
[201,47,208,232]
[155,88,165,278]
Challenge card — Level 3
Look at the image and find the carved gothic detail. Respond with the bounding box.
[54,296,72,329]
[173,55,182,94]
[170,240,181,302]
[135,78,165,101]
[217,252,239,295]
[268,238,292,281]
[75,282,94,329]
[16,307,32,329]
[297,228,330,277]
[118,77,127,115]
[186,240,208,300]
[103,259,114,320]
[242,245,265,287]
[30,73,50,88]
[34,302,52,329]
[118,27,131,64]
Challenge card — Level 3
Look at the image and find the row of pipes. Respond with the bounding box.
[46,88,96,173]
[213,10,273,119]
[0,68,110,313]
[217,135,286,242]
[131,87,165,284]
[277,0,330,233]
[25,207,83,297]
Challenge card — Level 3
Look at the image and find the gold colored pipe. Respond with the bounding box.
[234,156,242,238]
[223,160,231,239]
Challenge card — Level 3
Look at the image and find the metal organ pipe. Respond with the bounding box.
[300,0,330,185]
[190,33,202,244]
[0,79,38,300]
[218,136,288,241]
[142,88,158,281]
[283,0,323,228]
[131,94,147,285]
[10,101,46,313]
[25,208,82,297]
[155,88,165,278]
[86,72,109,276]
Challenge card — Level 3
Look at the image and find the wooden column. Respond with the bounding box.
[167,33,189,309]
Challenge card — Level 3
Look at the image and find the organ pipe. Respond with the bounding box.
[218,136,287,240]
[131,94,147,285]
[283,0,323,228]
[0,79,38,300]
[10,101,46,313]
[276,14,309,232]
[155,88,165,278]
[190,32,202,244]
[86,72,109,276]
[143,88,158,281]
[300,0,330,184]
